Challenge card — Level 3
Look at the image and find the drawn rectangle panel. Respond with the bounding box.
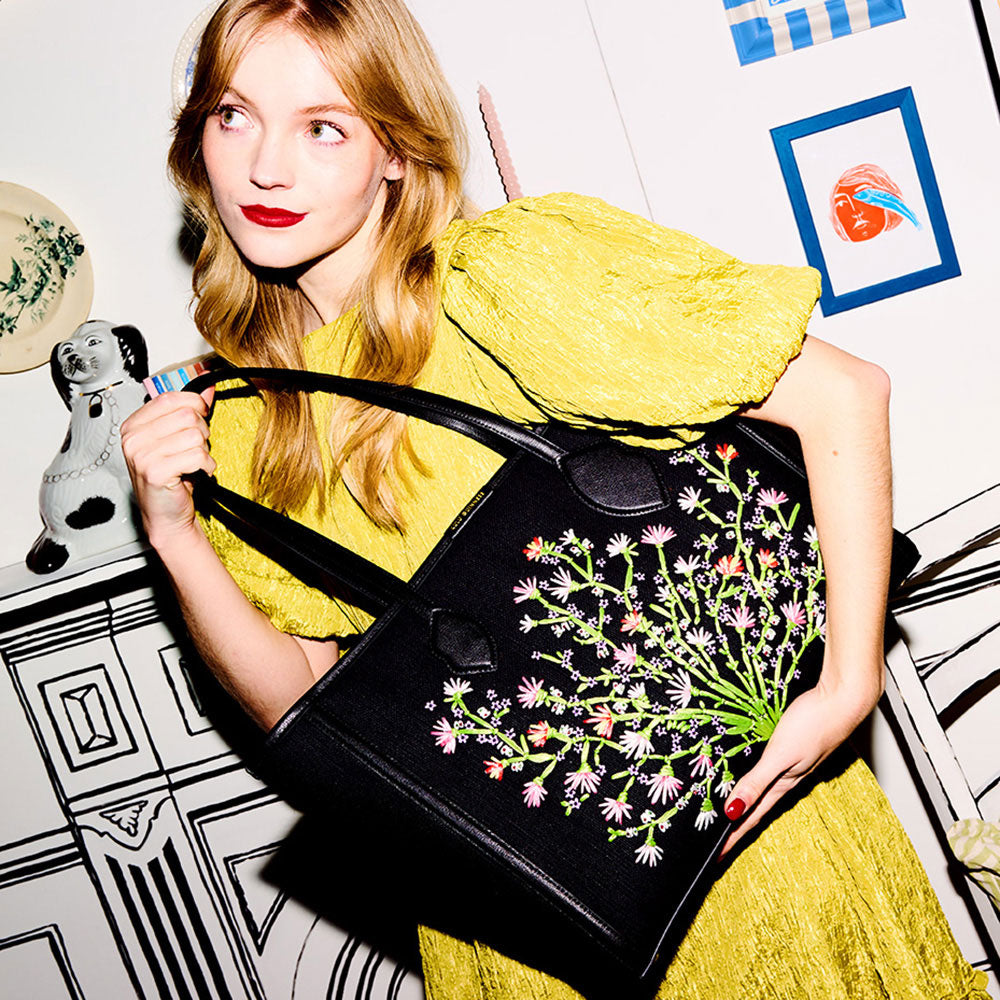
[39,665,137,772]
[12,637,161,800]
[159,645,213,737]
[771,87,960,315]
[724,0,905,64]
[0,926,84,1000]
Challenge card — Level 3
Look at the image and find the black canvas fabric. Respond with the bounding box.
[185,368,918,996]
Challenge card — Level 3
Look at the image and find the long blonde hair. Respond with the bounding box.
[169,0,469,527]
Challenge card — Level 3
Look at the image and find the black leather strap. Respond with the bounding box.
[184,366,565,465]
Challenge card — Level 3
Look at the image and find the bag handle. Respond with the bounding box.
[183,366,669,514]
[184,367,506,673]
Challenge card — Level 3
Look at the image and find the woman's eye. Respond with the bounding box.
[216,105,250,130]
[308,121,344,143]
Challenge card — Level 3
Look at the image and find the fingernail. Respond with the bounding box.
[725,798,746,821]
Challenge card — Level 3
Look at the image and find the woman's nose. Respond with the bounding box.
[249,133,293,190]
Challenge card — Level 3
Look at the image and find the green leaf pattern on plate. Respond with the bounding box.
[0,215,86,336]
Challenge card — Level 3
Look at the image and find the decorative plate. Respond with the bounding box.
[0,182,93,374]
[171,2,223,115]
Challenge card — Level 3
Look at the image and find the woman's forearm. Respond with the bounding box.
[153,522,323,729]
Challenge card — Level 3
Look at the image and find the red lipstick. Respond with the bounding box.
[240,204,306,227]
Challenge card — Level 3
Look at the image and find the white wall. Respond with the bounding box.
[1,0,998,988]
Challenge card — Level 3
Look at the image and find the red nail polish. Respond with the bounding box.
[725,798,746,821]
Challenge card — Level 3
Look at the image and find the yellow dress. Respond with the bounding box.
[202,193,989,1000]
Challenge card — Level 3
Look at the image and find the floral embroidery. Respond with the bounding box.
[426,443,825,867]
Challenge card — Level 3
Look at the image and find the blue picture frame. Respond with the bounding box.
[770,88,960,316]
[724,0,906,65]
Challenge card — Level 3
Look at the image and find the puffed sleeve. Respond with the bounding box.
[440,192,821,431]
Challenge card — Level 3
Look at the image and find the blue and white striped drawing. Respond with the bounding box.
[723,0,906,65]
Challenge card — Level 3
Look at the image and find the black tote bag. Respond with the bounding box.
[184,367,918,995]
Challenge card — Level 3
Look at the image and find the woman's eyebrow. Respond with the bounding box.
[298,101,357,116]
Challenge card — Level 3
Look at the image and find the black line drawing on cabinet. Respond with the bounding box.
[888,483,1000,973]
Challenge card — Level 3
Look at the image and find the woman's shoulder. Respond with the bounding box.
[435,191,668,261]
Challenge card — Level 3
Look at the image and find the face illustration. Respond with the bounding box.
[201,28,403,315]
[831,183,881,242]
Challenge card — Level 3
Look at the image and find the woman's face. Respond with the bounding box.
[201,28,402,318]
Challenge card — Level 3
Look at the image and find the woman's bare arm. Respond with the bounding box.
[721,335,892,853]
[121,390,338,730]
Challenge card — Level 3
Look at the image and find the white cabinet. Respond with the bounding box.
[0,546,423,1000]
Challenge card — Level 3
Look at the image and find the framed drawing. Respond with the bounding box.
[770,88,960,316]
[724,0,906,65]
[969,0,1000,119]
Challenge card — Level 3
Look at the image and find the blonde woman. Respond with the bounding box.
[121,1,989,997]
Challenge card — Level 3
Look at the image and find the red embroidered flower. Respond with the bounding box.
[527,721,551,747]
[484,758,505,780]
[757,548,778,569]
[523,536,544,561]
[715,443,738,462]
[715,554,744,577]
[620,610,643,634]
[586,704,615,738]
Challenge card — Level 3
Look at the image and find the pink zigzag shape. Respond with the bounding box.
[478,84,524,202]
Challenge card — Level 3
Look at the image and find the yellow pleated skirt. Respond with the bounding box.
[418,754,990,1000]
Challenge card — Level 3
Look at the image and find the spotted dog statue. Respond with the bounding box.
[26,320,149,573]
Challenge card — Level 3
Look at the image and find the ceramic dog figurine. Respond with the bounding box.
[26,319,149,573]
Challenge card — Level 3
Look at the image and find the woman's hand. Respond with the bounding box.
[121,388,216,550]
[719,661,883,856]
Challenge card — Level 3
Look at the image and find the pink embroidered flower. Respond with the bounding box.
[586,704,615,738]
[613,643,639,669]
[431,717,457,754]
[526,721,551,747]
[665,671,692,708]
[635,841,663,867]
[641,524,676,545]
[606,533,635,557]
[523,536,544,561]
[695,803,717,830]
[685,627,712,648]
[678,487,702,513]
[564,766,601,795]
[599,797,633,824]
[757,548,778,569]
[649,771,684,805]
[442,678,472,700]
[715,554,744,577]
[620,610,643,634]
[781,601,807,627]
[729,605,755,630]
[674,555,701,574]
[715,443,738,462]
[522,780,547,808]
[757,488,788,508]
[549,567,574,602]
[512,577,539,603]
[517,676,545,708]
[620,729,655,760]
[690,750,714,777]
[484,758,505,781]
